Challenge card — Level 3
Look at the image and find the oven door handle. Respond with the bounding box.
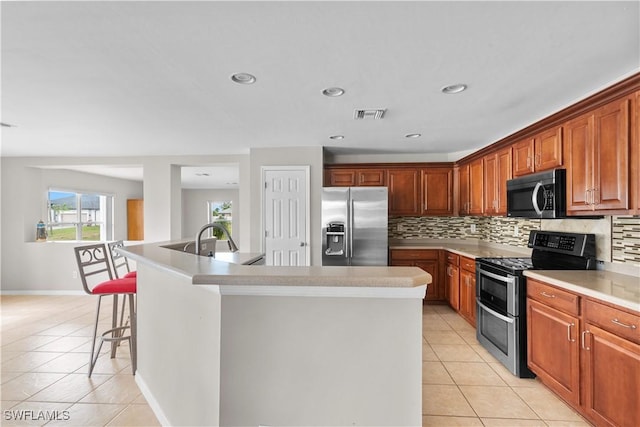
[477,300,515,324]
[479,269,515,284]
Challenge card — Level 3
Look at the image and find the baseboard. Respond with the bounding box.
[135,371,172,427]
[0,290,86,296]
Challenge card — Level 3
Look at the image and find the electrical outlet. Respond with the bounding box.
[513,225,519,237]
[470,224,476,233]
[72,271,78,279]
[397,223,405,232]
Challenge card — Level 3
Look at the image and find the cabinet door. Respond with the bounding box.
[357,169,386,186]
[527,298,580,406]
[636,91,640,212]
[496,146,513,215]
[593,98,629,211]
[565,114,593,213]
[415,259,441,301]
[327,169,356,187]
[483,153,498,214]
[127,199,144,241]
[388,169,421,215]
[468,158,484,215]
[446,263,460,310]
[534,126,563,172]
[459,269,476,326]
[458,163,470,215]
[583,324,640,427]
[513,139,535,177]
[422,167,453,215]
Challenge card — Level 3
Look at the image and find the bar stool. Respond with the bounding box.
[74,243,136,377]
[108,240,137,279]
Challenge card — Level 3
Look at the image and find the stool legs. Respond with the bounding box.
[87,293,136,378]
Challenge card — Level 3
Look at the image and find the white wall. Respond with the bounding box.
[249,146,324,265]
[1,157,143,292]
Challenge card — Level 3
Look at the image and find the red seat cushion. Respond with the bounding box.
[124,271,137,279]
[92,277,137,294]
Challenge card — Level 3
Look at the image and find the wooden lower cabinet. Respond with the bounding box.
[583,324,640,427]
[390,249,443,302]
[458,256,476,326]
[445,252,460,310]
[527,278,640,427]
[527,298,580,406]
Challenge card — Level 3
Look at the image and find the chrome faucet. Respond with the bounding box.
[195,222,239,255]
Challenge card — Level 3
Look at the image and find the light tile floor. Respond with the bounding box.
[422,304,592,426]
[2,295,592,426]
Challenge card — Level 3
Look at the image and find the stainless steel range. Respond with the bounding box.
[475,231,596,378]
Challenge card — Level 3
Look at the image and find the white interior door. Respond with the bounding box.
[263,167,309,266]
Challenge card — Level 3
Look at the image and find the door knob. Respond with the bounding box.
[300,242,305,247]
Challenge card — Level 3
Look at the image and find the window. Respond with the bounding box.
[47,190,114,241]
[207,201,232,239]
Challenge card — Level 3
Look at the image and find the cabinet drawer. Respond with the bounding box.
[527,279,579,316]
[584,299,640,345]
[390,249,439,261]
[445,252,459,266]
[460,256,475,272]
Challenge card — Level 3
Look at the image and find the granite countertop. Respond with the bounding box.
[389,238,531,259]
[119,240,430,292]
[525,270,640,313]
[389,238,639,312]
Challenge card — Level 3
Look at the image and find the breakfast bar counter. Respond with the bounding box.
[120,241,430,427]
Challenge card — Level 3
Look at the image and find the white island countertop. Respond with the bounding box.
[120,241,430,298]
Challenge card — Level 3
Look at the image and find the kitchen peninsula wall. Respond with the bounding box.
[389,215,640,267]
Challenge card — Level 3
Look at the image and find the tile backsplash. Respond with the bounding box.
[389,215,640,267]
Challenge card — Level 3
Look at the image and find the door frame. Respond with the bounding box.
[261,165,311,266]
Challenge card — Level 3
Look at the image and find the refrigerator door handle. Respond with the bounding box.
[348,198,354,263]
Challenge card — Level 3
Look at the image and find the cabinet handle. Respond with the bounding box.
[581,330,591,350]
[567,322,576,342]
[526,157,531,168]
[612,318,637,329]
[535,153,541,167]
[584,189,589,205]
[593,187,599,206]
[540,291,556,298]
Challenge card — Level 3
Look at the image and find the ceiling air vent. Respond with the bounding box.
[353,109,386,120]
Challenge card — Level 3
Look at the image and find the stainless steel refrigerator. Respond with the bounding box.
[322,187,388,266]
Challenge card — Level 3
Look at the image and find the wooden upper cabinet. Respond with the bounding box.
[468,158,484,215]
[357,169,386,186]
[635,91,640,212]
[421,167,453,215]
[483,146,512,215]
[325,168,386,187]
[457,160,482,216]
[457,163,470,215]
[565,97,630,214]
[513,126,563,177]
[387,168,421,215]
[326,169,356,187]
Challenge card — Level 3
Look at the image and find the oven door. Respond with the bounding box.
[476,300,518,375]
[477,267,518,316]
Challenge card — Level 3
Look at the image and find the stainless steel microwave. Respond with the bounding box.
[506,169,566,218]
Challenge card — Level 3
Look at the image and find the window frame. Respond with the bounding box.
[47,189,114,241]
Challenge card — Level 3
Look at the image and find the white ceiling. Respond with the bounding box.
[1,2,639,179]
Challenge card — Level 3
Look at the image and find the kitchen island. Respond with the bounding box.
[120,241,430,427]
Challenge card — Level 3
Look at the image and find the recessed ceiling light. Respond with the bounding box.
[329,135,345,140]
[231,73,256,84]
[441,84,467,94]
[322,87,345,97]
[405,133,422,139]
